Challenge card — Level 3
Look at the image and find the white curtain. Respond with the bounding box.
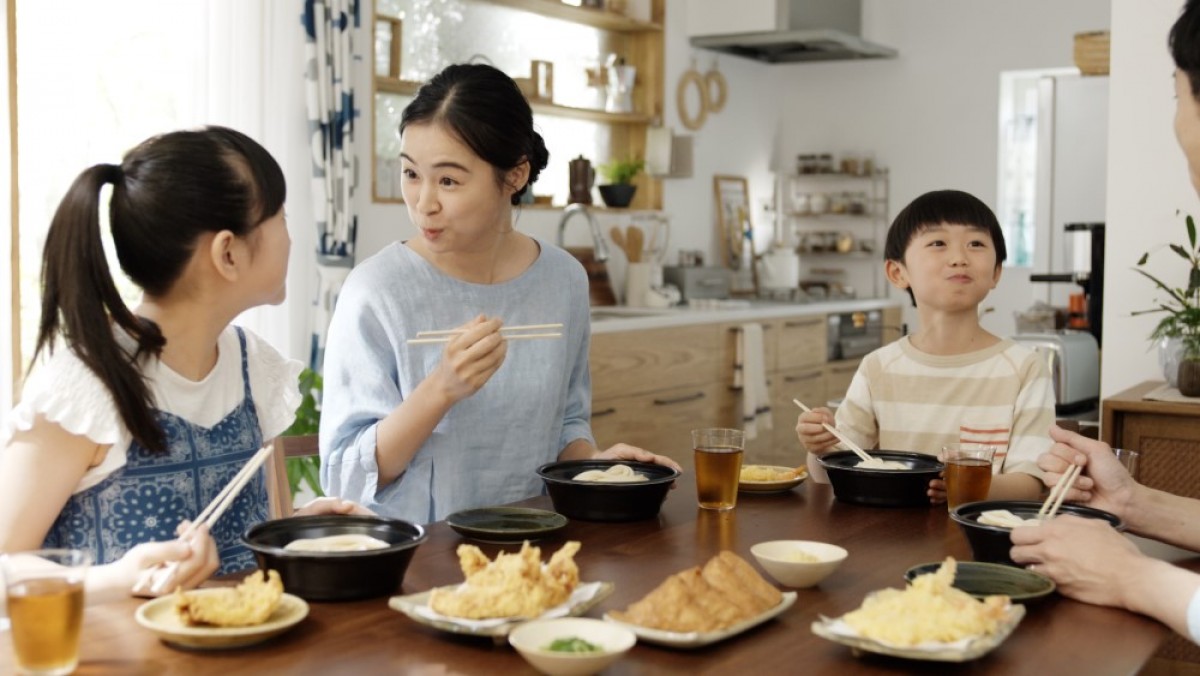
[303,0,358,372]
[203,2,318,365]
[0,0,12,419]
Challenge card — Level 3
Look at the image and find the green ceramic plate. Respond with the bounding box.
[904,561,1056,602]
[446,507,568,544]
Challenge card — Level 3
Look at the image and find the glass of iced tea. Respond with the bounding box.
[692,428,745,511]
[0,549,90,676]
[942,444,997,511]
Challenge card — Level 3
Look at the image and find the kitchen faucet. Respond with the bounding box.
[556,203,609,262]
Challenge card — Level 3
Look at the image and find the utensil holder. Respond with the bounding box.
[625,262,653,307]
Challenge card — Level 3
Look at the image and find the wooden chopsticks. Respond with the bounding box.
[1038,463,1082,520]
[793,399,875,464]
[137,443,276,594]
[406,323,564,345]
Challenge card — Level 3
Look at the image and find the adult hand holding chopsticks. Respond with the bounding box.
[428,315,509,403]
[1035,425,1137,517]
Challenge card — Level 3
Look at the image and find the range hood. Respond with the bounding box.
[689,0,897,64]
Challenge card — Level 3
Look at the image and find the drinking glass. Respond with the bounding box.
[943,444,997,511]
[0,549,90,676]
[692,428,745,511]
[1113,447,1140,480]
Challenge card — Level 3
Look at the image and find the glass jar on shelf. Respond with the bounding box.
[809,192,829,214]
[791,190,811,215]
[847,191,867,215]
[818,153,835,173]
[828,192,848,214]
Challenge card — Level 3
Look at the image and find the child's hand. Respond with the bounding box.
[118,524,219,597]
[796,407,838,453]
[928,477,947,504]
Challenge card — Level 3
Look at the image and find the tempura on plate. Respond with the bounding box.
[740,465,807,482]
[609,551,782,633]
[429,540,581,619]
[174,569,284,627]
[842,557,1009,646]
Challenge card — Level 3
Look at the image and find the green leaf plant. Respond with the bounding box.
[282,367,324,498]
[1133,212,1200,361]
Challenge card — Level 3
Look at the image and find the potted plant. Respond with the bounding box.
[283,367,325,498]
[596,157,644,208]
[1134,212,1200,395]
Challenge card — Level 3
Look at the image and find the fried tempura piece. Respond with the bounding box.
[610,551,781,633]
[174,570,284,627]
[429,541,581,619]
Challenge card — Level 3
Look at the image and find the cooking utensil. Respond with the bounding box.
[626,226,644,263]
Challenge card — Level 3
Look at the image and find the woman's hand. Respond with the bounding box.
[1010,514,1143,609]
[1037,425,1136,519]
[294,497,376,517]
[430,315,508,404]
[796,407,837,454]
[595,443,683,473]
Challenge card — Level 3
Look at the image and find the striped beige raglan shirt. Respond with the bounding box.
[829,337,1055,478]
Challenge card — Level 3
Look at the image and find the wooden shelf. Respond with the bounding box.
[376,76,652,124]
[797,251,877,260]
[784,212,877,221]
[484,0,663,32]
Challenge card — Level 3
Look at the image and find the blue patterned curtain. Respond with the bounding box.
[302,0,359,372]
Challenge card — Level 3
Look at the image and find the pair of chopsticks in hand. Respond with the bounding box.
[406,323,563,345]
[134,443,275,595]
[1037,462,1083,520]
[792,399,876,464]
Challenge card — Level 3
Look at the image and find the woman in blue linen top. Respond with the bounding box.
[319,64,680,523]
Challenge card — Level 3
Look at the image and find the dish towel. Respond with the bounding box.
[736,323,772,440]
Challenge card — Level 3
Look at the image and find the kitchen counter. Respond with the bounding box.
[589,297,903,334]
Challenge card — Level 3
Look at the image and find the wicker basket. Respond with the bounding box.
[1074,30,1110,76]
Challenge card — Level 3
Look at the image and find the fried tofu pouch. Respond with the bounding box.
[610,551,782,633]
[174,569,284,628]
[429,541,581,619]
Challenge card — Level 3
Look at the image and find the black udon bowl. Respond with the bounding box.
[951,500,1125,567]
[818,450,944,508]
[537,459,679,522]
[243,515,426,601]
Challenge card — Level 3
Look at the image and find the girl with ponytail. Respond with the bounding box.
[320,64,680,524]
[0,126,366,599]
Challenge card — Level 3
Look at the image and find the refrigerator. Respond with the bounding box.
[999,73,1109,310]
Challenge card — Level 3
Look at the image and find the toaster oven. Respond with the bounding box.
[827,311,883,361]
[1011,331,1100,414]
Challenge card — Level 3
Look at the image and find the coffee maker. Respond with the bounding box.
[1030,222,1104,347]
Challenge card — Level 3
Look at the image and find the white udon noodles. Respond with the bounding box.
[284,534,391,552]
[571,463,648,483]
[854,457,908,470]
[976,509,1044,529]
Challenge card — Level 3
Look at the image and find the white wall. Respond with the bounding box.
[771,0,1111,335]
[1102,0,1194,396]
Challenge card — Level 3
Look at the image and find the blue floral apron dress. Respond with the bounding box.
[43,328,269,575]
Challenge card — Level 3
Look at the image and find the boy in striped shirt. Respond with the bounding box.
[797,190,1054,503]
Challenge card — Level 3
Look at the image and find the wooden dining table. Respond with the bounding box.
[2,480,1190,675]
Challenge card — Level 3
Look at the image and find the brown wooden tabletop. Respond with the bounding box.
[1,480,1188,675]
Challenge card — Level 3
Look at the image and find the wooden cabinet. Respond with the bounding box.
[590,323,731,467]
[1102,381,1200,500]
[589,305,900,468]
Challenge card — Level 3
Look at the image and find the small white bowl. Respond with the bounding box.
[508,617,636,676]
[750,540,848,588]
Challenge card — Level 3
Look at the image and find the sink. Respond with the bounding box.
[589,307,674,321]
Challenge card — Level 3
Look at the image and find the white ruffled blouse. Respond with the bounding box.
[3,325,302,493]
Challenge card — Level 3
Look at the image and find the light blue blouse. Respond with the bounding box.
[319,239,594,523]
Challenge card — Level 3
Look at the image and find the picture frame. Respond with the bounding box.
[712,175,758,295]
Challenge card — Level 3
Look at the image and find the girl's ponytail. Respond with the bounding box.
[34,163,167,452]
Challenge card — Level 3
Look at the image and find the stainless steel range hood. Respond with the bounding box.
[689,0,897,64]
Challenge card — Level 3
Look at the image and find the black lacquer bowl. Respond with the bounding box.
[951,500,1124,566]
[243,515,426,601]
[537,459,679,522]
[818,450,944,508]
